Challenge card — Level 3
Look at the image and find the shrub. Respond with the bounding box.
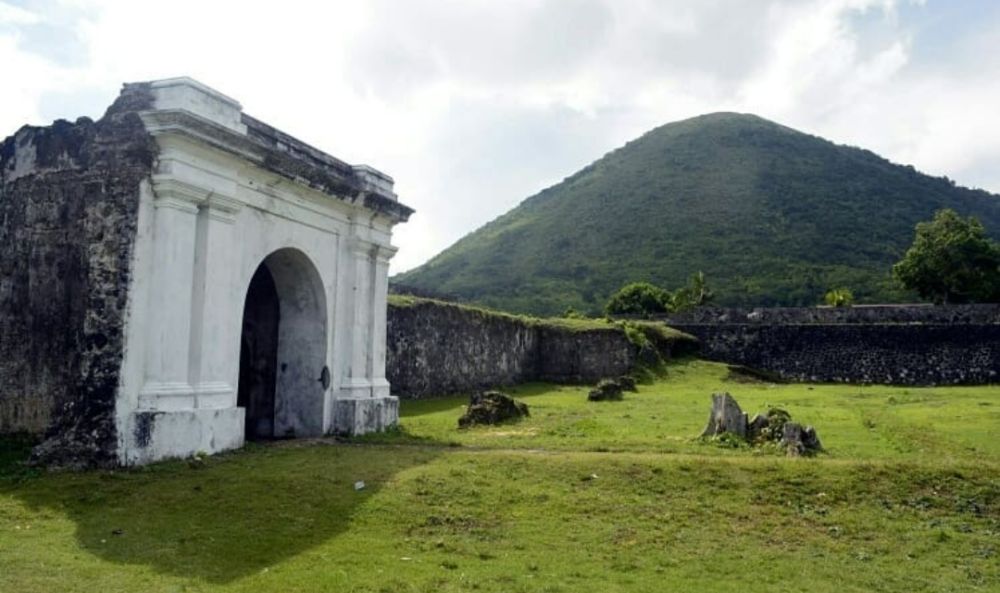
[823,288,854,307]
[604,282,672,316]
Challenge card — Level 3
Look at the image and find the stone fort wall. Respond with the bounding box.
[386,297,695,398]
[0,85,156,466]
[663,305,1000,386]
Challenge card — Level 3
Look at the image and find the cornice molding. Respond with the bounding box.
[150,175,241,222]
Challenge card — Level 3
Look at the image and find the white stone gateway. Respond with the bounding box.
[113,78,414,464]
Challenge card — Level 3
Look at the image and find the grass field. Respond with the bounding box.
[1,359,998,592]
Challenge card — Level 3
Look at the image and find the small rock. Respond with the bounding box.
[588,379,624,402]
[458,391,529,427]
[354,481,366,491]
[616,375,638,392]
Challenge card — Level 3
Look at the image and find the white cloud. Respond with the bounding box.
[0,2,39,25]
[1,0,998,272]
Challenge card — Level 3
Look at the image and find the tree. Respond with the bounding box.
[893,209,1000,304]
[605,273,714,316]
[604,282,672,316]
[823,288,854,307]
[672,271,714,311]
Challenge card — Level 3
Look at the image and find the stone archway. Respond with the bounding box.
[237,248,328,440]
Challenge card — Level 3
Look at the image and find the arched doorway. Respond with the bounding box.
[237,248,328,440]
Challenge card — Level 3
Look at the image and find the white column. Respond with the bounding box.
[370,245,396,398]
[138,177,204,411]
[343,237,375,398]
[187,195,242,409]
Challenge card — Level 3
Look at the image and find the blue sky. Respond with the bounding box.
[2,0,999,272]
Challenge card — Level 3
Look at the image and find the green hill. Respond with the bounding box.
[394,113,1000,315]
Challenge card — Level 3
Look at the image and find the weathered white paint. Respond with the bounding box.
[116,78,409,465]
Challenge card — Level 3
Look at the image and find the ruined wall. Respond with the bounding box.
[666,305,1000,386]
[535,328,637,384]
[386,299,539,397]
[0,85,156,466]
[386,298,689,398]
[664,304,1000,325]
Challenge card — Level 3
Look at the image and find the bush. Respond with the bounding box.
[604,282,672,316]
[823,288,854,307]
[671,271,714,311]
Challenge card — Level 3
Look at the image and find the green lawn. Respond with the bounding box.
[365,359,1000,462]
[1,359,998,592]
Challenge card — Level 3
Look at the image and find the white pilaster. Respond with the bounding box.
[188,194,242,409]
[344,236,375,398]
[138,176,204,410]
[370,245,396,398]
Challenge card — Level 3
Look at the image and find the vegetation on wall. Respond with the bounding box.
[893,208,1000,304]
[823,288,854,307]
[394,112,1000,315]
[604,282,673,316]
[388,294,696,347]
[604,272,713,316]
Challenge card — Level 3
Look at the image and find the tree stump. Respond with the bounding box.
[701,392,748,438]
[780,422,824,456]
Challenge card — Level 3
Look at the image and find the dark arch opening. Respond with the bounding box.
[236,248,329,442]
[237,265,280,440]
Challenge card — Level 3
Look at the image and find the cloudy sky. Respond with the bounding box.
[3,0,999,272]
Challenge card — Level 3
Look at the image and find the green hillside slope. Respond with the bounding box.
[395,113,1000,315]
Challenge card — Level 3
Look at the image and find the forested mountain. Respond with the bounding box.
[395,113,1000,315]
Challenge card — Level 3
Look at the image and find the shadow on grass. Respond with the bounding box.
[0,433,40,481]
[1,439,441,584]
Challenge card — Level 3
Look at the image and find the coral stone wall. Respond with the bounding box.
[535,328,637,384]
[0,85,155,466]
[665,305,1000,386]
[386,299,540,398]
[386,298,689,398]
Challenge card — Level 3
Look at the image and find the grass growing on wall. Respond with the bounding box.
[1,358,998,592]
[389,293,698,346]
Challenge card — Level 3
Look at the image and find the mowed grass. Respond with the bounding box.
[368,359,1000,462]
[0,359,997,592]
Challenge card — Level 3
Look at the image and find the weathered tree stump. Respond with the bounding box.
[780,422,823,456]
[747,408,791,442]
[700,392,748,438]
[701,393,822,456]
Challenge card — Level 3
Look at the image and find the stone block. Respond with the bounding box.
[124,408,245,465]
[332,396,399,436]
